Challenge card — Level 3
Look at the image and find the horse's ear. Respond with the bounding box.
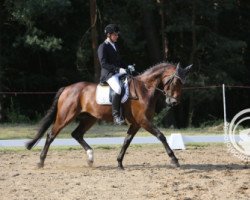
[176,62,180,70]
[177,62,180,68]
[184,64,192,74]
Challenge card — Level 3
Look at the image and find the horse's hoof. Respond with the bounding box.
[118,164,125,170]
[87,160,94,167]
[170,159,180,168]
[87,149,94,167]
[37,162,44,168]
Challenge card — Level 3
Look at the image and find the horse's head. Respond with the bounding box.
[162,63,192,106]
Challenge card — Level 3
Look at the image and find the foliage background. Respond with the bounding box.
[0,0,250,127]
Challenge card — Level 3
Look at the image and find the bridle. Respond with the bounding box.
[155,70,183,97]
[129,63,191,104]
[128,66,185,101]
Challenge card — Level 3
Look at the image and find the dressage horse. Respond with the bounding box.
[26,62,192,169]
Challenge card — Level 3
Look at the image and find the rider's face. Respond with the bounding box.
[109,32,119,43]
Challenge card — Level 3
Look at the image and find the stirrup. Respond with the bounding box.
[113,116,125,125]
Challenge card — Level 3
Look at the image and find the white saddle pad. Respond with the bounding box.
[96,79,129,105]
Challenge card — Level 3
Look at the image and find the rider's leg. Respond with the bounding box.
[107,74,121,94]
[112,92,125,125]
[107,74,125,125]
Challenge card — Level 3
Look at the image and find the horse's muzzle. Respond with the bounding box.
[166,97,179,107]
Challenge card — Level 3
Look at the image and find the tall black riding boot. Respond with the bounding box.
[112,93,125,125]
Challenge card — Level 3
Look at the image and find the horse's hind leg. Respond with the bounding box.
[38,129,56,168]
[38,121,70,168]
[38,109,78,168]
[71,115,97,166]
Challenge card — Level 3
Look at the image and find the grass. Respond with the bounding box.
[0,122,225,140]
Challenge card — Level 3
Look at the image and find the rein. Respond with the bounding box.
[155,87,167,96]
[128,66,183,98]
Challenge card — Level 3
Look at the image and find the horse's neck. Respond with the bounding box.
[138,70,163,89]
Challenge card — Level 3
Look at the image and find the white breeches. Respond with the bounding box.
[107,73,122,95]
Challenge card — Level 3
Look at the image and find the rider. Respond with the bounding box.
[97,24,127,125]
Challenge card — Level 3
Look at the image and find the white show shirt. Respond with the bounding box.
[105,38,117,51]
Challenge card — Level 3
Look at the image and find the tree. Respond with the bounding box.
[1,0,250,125]
[89,0,99,83]
[157,0,169,60]
[142,1,162,63]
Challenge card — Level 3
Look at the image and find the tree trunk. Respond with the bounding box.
[0,83,2,121]
[189,0,196,64]
[89,0,100,83]
[186,0,197,127]
[0,68,3,121]
[0,99,2,121]
[0,6,3,122]
[142,0,162,64]
[158,0,168,60]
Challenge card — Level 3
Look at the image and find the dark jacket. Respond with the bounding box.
[97,41,126,83]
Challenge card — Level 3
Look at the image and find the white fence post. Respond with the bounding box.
[222,84,228,134]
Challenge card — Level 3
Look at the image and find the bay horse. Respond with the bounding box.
[26,62,192,169]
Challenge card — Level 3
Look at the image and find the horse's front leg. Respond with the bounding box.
[141,121,180,167]
[117,124,140,170]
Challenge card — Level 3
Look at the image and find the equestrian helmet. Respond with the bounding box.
[104,24,120,35]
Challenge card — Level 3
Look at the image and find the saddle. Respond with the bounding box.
[96,75,129,105]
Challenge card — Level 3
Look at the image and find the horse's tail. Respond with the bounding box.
[26,87,65,150]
